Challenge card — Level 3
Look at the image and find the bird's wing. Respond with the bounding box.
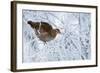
[41,22,53,31]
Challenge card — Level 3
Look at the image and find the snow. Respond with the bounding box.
[22,10,91,63]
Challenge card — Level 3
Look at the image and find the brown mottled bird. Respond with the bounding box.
[27,21,60,43]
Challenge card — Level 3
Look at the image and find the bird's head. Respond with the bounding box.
[50,29,60,38]
[55,29,61,34]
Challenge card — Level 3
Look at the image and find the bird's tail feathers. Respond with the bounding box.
[27,21,39,29]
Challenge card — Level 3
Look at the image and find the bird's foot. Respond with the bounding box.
[43,42,47,45]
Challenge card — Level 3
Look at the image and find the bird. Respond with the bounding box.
[27,21,60,43]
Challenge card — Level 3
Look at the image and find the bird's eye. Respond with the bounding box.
[56,29,60,33]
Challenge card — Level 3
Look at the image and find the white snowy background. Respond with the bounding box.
[22,10,91,63]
